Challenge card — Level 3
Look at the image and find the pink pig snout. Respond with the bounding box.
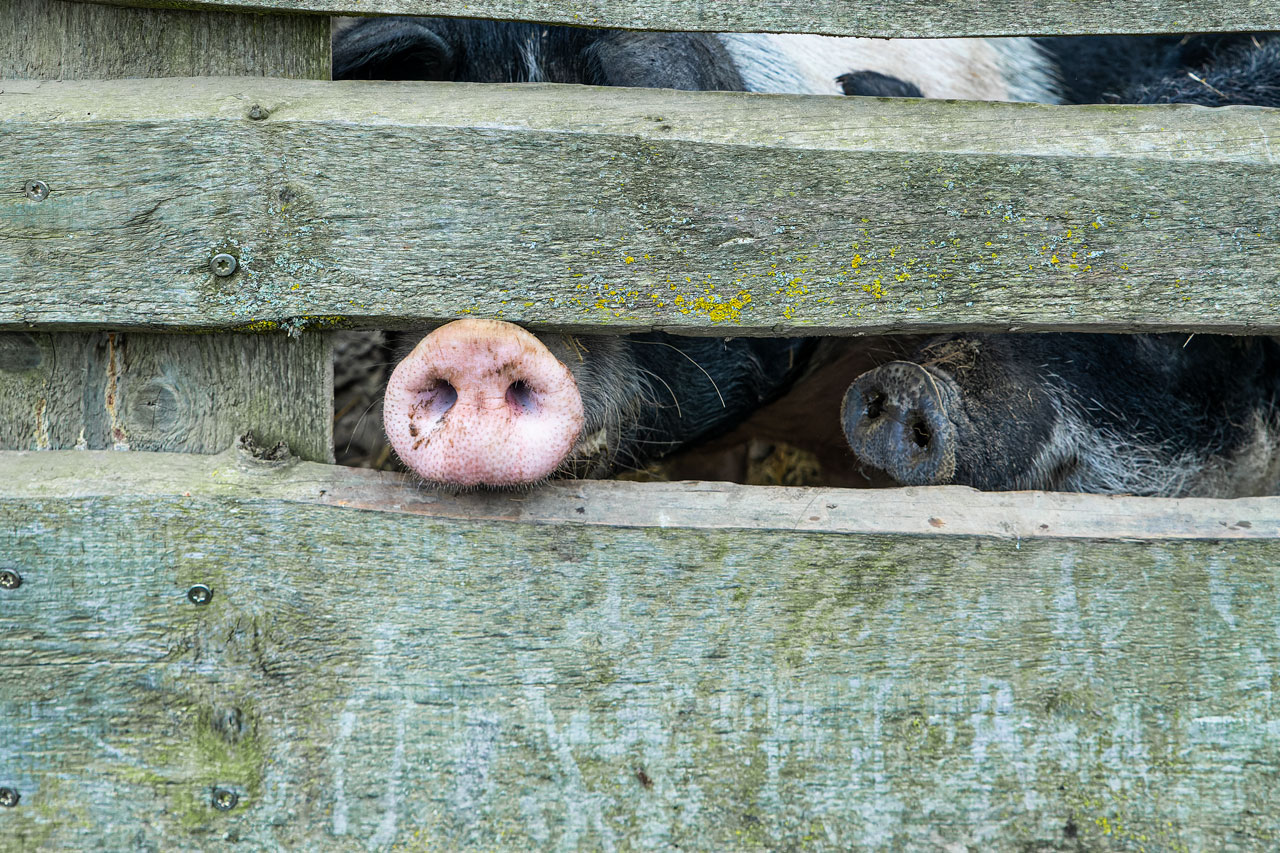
[383,319,585,487]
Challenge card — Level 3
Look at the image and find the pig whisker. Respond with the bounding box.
[334,389,385,424]
[630,340,726,409]
[342,394,387,458]
[634,365,682,418]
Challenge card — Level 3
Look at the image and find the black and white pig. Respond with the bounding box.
[841,35,1280,497]
[333,18,1058,486]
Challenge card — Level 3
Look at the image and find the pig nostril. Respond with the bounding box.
[910,419,931,449]
[864,391,886,420]
[412,379,457,421]
[506,379,537,413]
[430,379,458,410]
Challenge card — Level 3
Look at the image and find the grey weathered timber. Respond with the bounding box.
[5,77,1280,335]
[1,448,1279,851]
[11,445,1280,540]
[0,0,329,80]
[0,1,333,459]
[0,331,332,460]
[75,0,1280,38]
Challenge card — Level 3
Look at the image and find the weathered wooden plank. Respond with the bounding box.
[1,450,1278,850]
[76,0,1280,38]
[0,1,334,460]
[7,445,1280,540]
[0,332,332,461]
[0,0,329,79]
[5,77,1280,335]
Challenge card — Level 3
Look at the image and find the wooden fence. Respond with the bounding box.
[73,0,1280,38]
[1,1,1278,850]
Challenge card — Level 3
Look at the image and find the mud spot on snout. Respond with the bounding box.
[411,422,437,451]
[486,359,519,379]
[407,409,432,450]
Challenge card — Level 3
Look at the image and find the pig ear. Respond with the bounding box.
[837,71,924,98]
[334,18,455,80]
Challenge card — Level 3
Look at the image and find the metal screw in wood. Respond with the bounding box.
[187,584,213,605]
[248,104,269,120]
[210,254,238,277]
[0,569,20,590]
[23,180,48,201]
[0,787,19,808]
[211,787,238,811]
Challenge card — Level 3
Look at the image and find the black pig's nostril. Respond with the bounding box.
[910,419,931,448]
[506,379,536,413]
[865,391,886,420]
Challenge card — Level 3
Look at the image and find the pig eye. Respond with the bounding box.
[506,379,537,413]
[864,391,886,420]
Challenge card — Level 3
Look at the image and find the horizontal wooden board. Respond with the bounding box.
[0,449,1278,850]
[78,0,1280,38]
[4,77,1280,335]
[7,445,1280,540]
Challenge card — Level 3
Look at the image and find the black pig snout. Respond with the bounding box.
[841,361,959,485]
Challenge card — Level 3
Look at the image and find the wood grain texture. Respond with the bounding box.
[0,0,329,79]
[1,449,1278,850]
[0,332,333,461]
[5,77,1280,335]
[75,0,1280,38]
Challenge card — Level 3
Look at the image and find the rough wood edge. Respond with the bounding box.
[3,447,1276,540]
[73,0,1280,38]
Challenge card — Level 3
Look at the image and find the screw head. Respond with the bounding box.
[23,180,48,201]
[210,253,238,277]
[211,787,239,811]
[0,787,18,807]
[187,584,213,606]
[0,569,20,591]
[248,104,269,120]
